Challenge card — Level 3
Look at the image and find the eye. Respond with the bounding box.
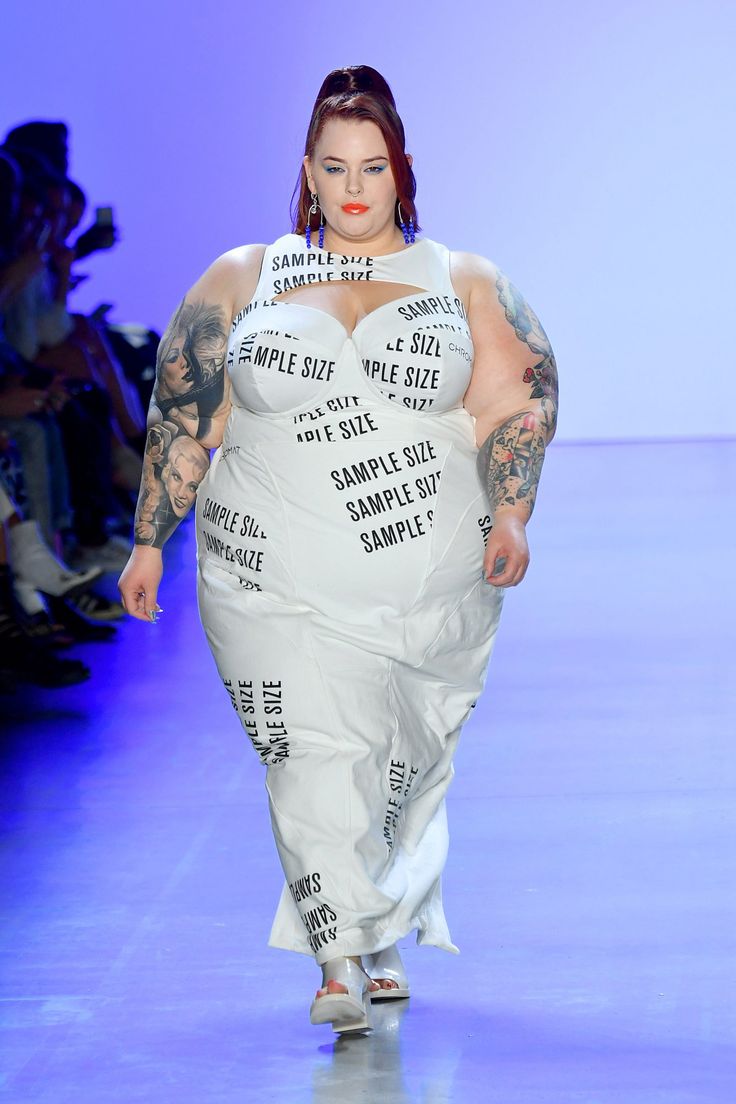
[324,166,344,174]
[366,166,386,173]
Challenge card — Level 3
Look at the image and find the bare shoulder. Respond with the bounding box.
[203,241,269,284]
[449,249,504,315]
[450,249,552,349]
[191,244,268,320]
[213,243,268,275]
[449,249,500,282]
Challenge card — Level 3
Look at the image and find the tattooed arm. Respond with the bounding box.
[455,252,559,587]
[133,295,230,551]
[118,244,266,622]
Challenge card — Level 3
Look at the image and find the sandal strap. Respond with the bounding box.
[365,945,408,988]
[320,957,372,997]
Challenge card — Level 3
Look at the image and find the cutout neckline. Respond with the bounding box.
[268,288,431,342]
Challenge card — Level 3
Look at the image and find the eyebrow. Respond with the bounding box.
[321,156,389,163]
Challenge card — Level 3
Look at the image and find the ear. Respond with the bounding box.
[302,155,313,193]
[406,153,413,169]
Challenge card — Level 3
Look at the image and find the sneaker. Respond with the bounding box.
[9,520,103,598]
[45,595,118,642]
[18,610,77,649]
[71,592,126,622]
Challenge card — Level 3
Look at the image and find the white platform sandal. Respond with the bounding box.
[364,944,411,1001]
[309,957,377,1033]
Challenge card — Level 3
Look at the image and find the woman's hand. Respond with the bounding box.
[482,512,530,587]
[118,545,164,623]
[0,383,50,418]
[46,378,72,413]
[73,223,118,260]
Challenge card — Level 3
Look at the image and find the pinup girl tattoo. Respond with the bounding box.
[484,274,559,519]
[155,300,228,441]
[134,299,228,548]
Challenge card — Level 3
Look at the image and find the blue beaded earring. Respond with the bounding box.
[397,200,415,245]
[305,191,325,249]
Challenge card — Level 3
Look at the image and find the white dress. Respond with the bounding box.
[195,232,504,965]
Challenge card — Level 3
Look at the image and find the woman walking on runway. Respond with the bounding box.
[119,64,558,1035]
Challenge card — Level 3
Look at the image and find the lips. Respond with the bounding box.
[342,203,368,213]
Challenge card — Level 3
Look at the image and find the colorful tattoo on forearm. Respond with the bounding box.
[482,398,556,518]
[480,271,560,517]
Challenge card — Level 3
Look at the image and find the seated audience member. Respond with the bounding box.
[0,482,91,690]
[0,145,133,577]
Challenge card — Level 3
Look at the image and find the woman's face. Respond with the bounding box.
[304,117,410,246]
[162,449,204,516]
[160,335,195,397]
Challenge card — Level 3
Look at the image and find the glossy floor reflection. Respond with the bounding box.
[1,440,734,1103]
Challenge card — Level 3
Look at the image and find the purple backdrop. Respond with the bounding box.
[2,0,734,440]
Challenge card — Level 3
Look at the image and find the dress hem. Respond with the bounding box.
[267,922,460,965]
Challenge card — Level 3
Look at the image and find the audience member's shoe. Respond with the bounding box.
[70,592,125,622]
[9,520,103,598]
[12,579,47,616]
[19,610,76,649]
[69,535,132,573]
[9,580,76,647]
[45,594,118,641]
[24,648,91,688]
[0,609,91,689]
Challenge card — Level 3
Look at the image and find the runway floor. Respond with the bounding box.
[1,438,734,1103]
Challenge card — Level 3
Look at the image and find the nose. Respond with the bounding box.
[346,176,362,197]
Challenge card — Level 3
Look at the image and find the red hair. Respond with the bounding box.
[290,65,420,236]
